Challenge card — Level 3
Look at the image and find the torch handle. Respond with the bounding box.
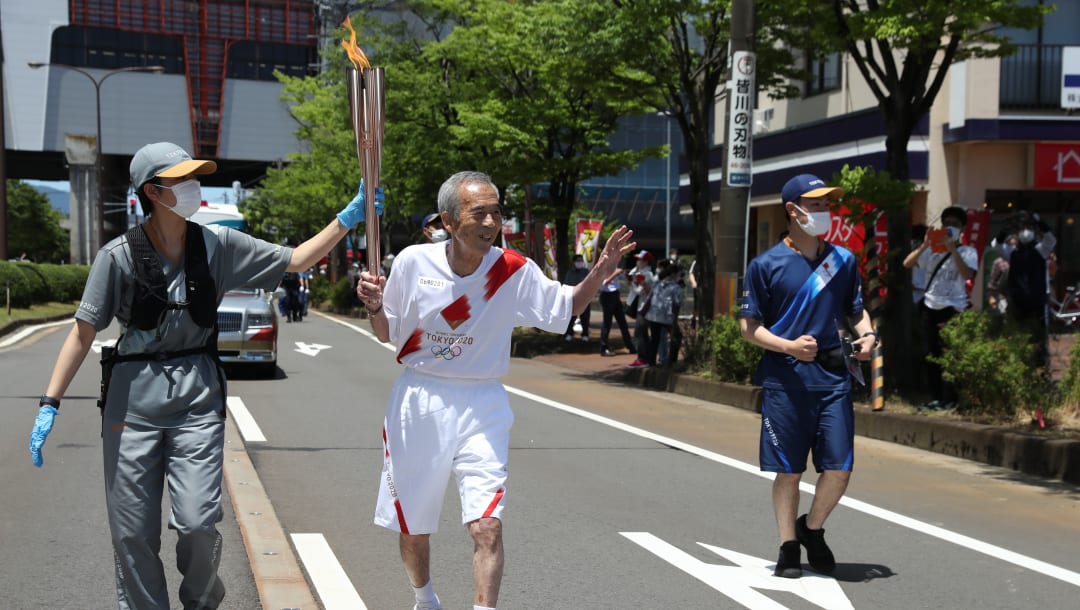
[362,67,385,276]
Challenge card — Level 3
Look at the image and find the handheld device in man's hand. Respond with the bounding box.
[836,321,866,386]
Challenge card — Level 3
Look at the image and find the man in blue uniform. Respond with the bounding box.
[739,174,875,578]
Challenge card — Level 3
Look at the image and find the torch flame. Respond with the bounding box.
[341,18,371,69]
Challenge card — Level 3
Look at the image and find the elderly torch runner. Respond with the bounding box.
[342,19,385,276]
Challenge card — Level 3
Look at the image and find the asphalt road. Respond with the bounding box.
[2,312,1079,609]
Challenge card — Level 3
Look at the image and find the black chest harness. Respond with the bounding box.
[97,222,223,412]
[126,221,218,331]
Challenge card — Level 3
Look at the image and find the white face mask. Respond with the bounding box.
[158,180,202,219]
[574,261,585,269]
[1001,244,1015,258]
[793,204,832,236]
[429,228,448,242]
[1018,229,1036,244]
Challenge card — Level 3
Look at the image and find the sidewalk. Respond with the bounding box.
[528,346,1080,486]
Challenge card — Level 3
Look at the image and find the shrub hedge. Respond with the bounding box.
[0,260,89,308]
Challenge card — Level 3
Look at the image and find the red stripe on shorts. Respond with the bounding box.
[395,499,410,534]
[482,488,505,518]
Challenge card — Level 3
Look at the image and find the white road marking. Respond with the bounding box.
[505,385,1080,589]
[294,341,332,357]
[0,319,73,348]
[316,311,396,351]
[290,533,369,610]
[622,532,853,610]
[226,396,266,442]
[329,312,1080,590]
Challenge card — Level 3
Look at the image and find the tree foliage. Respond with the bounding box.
[245,0,665,279]
[810,0,1049,394]
[610,0,808,322]
[5,181,69,263]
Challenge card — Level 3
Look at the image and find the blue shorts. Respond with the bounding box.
[759,386,854,473]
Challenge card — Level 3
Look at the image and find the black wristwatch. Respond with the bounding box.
[39,395,61,410]
[861,331,879,346]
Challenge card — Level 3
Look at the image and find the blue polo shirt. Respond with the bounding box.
[740,240,863,390]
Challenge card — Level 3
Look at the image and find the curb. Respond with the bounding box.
[222,414,319,609]
[620,365,1080,485]
[0,311,76,338]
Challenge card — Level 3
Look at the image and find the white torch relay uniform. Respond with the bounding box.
[375,242,573,534]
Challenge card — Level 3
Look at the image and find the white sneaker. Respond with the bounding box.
[414,601,442,610]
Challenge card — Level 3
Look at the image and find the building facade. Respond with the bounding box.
[716,1,1079,303]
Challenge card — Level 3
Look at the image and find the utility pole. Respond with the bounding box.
[0,25,7,260]
[715,0,755,315]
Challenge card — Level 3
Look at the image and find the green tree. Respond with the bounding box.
[246,2,659,279]
[5,181,69,263]
[422,0,663,277]
[811,0,1049,392]
[612,0,807,322]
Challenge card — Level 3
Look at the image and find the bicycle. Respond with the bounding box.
[1050,286,1080,326]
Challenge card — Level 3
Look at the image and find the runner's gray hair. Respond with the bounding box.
[437,171,497,222]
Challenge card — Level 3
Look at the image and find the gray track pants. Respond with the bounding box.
[102,417,226,610]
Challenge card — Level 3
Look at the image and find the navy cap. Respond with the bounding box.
[421,212,441,228]
[781,174,843,205]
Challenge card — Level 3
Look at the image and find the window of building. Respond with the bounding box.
[52,26,185,73]
[226,41,318,80]
[805,52,841,97]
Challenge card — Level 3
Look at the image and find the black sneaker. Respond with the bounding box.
[774,540,802,578]
[796,514,835,573]
[601,348,616,357]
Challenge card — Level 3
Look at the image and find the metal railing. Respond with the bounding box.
[999,44,1068,111]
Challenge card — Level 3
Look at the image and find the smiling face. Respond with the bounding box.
[445,181,502,255]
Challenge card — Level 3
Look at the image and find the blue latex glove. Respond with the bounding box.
[29,405,58,468]
[336,181,385,229]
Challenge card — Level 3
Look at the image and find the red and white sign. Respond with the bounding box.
[575,219,603,266]
[1034,143,1080,189]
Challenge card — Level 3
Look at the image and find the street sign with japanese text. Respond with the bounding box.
[725,51,755,187]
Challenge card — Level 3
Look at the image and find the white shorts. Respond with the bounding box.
[374,368,513,534]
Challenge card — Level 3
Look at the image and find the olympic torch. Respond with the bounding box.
[342,19,385,276]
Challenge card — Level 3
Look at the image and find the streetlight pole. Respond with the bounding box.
[28,62,163,260]
[664,114,672,258]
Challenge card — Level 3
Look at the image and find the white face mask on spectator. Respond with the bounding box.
[1018,229,1036,244]
[793,204,831,236]
[430,228,448,242]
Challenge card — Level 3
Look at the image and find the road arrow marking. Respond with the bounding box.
[294,342,331,357]
[621,532,854,610]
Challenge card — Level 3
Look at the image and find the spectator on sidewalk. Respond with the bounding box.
[644,259,683,366]
[626,250,656,369]
[986,232,1017,314]
[563,254,591,342]
[739,173,875,579]
[598,259,635,357]
[421,212,449,244]
[1008,213,1056,366]
[902,206,977,411]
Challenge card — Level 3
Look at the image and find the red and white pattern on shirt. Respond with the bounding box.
[395,249,528,363]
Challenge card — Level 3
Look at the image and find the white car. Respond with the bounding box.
[216,288,278,378]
